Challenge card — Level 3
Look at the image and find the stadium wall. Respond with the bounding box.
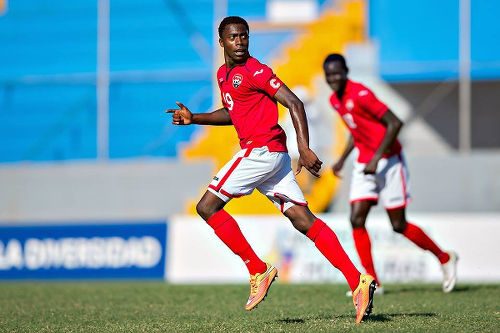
[168,213,500,283]
[1,155,499,282]
[0,159,212,222]
[1,152,498,224]
[2,213,499,282]
[0,221,167,280]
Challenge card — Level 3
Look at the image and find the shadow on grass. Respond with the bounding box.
[366,312,436,322]
[386,286,452,295]
[383,283,494,295]
[384,286,440,295]
[274,312,436,324]
[449,285,492,293]
[277,318,306,324]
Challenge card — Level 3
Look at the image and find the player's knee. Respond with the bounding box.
[285,207,315,235]
[391,219,407,233]
[291,218,312,234]
[196,200,214,221]
[350,215,366,229]
[287,213,310,234]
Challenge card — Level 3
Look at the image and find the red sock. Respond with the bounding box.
[307,219,360,291]
[207,210,267,275]
[403,222,450,264]
[353,227,380,285]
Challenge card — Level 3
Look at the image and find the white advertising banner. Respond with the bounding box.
[167,213,500,283]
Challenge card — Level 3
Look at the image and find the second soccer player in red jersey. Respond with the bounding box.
[167,17,375,323]
[323,53,458,295]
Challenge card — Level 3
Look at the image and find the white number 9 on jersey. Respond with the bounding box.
[342,113,357,129]
[223,92,234,111]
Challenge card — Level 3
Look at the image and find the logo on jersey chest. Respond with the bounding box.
[232,74,243,88]
[345,99,354,111]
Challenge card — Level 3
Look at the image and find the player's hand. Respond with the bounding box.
[363,159,378,174]
[331,160,344,178]
[296,148,323,178]
[166,102,193,125]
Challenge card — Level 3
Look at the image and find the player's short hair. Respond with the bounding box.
[218,16,249,38]
[323,53,348,71]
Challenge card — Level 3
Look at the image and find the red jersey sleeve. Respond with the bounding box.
[216,65,227,107]
[356,87,389,119]
[247,61,283,97]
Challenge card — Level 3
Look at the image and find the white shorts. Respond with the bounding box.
[350,154,411,210]
[208,146,307,212]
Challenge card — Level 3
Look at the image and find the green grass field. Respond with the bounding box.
[0,282,498,332]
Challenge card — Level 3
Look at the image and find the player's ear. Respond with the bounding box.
[218,38,224,47]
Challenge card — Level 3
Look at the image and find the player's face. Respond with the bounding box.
[324,61,347,93]
[219,23,250,67]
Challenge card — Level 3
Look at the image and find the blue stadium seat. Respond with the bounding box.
[0,0,270,163]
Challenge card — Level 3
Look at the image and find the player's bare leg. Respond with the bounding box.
[387,207,458,292]
[196,190,227,221]
[284,205,375,323]
[282,203,316,234]
[197,191,275,310]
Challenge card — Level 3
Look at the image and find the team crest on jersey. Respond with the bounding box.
[232,74,243,88]
[346,99,354,111]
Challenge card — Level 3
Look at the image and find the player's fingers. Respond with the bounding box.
[307,166,321,178]
[333,169,342,178]
[171,113,182,125]
[165,109,178,113]
[310,159,322,169]
[295,162,303,175]
[176,101,186,109]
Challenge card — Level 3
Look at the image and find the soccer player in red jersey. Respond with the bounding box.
[323,53,458,294]
[167,17,375,323]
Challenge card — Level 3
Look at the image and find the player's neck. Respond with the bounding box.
[337,81,348,99]
[337,88,346,99]
[225,56,249,69]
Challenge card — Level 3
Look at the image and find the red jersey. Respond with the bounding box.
[329,80,402,163]
[217,57,287,152]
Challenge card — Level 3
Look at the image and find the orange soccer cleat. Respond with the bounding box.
[245,263,278,311]
[352,273,376,324]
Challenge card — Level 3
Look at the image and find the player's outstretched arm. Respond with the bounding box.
[166,102,232,126]
[274,85,323,177]
[332,135,354,178]
[364,109,403,174]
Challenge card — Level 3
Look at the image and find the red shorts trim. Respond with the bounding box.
[385,203,407,211]
[273,193,307,213]
[397,154,408,207]
[350,197,378,205]
[220,188,244,198]
[212,148,253,192]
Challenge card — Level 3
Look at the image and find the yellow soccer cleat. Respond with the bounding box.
[352,274,376,324]
[245,263,278,311]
